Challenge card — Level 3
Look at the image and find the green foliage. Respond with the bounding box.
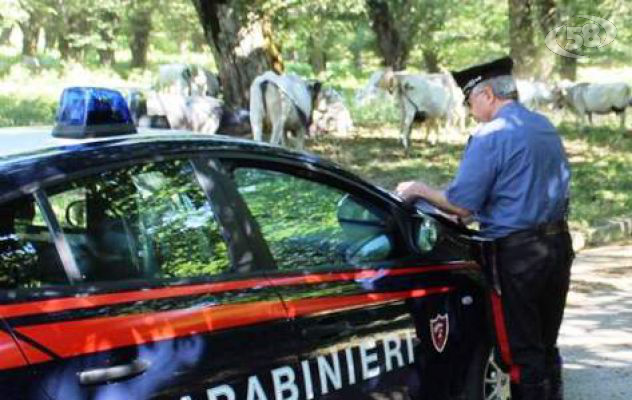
[0,94,56,126]
[234,168,347,269]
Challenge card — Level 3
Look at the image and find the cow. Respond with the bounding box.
[249,71,322,149]
[154,64,220,98]
[357,69,465,151]
[554,82,631,131]
[516,79,556,110]
[136,91,250,136]
[311,88,354,136]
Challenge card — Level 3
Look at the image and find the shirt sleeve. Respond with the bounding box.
[445,137,497,213]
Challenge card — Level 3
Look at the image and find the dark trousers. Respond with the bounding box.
[490,231,574,386]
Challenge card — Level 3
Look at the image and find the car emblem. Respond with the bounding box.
[430,313,449,353]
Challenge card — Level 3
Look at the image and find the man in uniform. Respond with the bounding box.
[396,56,573,400]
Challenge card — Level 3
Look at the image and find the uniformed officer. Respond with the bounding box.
[396,56,574,400]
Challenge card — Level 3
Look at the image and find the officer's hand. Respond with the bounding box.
[395,181,427,203]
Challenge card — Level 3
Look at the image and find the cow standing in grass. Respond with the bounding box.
[356,69,465,152]
[555,82,631,131]
[249,71,322,149]
[155,63,220,98]
[516,79,556,111]
[311,88,354,136]
[135,92,250,136]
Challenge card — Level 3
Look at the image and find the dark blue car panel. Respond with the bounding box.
[0,131,488,400]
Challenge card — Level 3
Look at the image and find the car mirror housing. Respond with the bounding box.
[416,217,438,253]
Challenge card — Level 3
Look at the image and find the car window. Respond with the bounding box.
[45,159,231,283]
[232,167,393,270]
[0,195,67,289]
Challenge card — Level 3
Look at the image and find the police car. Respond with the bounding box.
[0,88,509,400]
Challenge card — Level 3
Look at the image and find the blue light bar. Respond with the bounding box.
[52,87,137,138]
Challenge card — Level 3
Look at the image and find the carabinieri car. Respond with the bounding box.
[0,88,509,400]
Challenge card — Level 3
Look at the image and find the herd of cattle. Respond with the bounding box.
[125,63,632,150]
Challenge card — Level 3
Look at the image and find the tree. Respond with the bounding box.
[93,1,120,66]
[191,0,283,108]
[269,0,366,76]
[126,1,154,69]
[507,0,561,78]
[365,0,453,72]
[14,0,56,57]
[508,0,538,76]
[365,0,410,70]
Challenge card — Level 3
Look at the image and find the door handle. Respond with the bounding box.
[78,359,151,385]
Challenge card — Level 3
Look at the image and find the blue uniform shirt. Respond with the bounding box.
[445,102,571,238]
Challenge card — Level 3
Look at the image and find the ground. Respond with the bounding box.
[560,242,632,399]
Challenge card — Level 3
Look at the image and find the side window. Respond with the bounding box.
[232,168,393,270]
[45,159,231,283]
[0,196,67,289]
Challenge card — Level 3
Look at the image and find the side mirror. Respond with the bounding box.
[65,200,86,228]
[416,217,438,253]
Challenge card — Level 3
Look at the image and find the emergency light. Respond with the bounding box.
[52,87,137,138]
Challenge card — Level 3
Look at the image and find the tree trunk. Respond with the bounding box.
[129,9,152,69]
[0,27,12,45]
[366,0,408,70]
[308,35,327,74]
[532,0,559,78]
[191,31,206,52]
[508,0,536,77]
[351,47,363,70]
[559,56,576,80]
[422,47,440,73]
[191,0,281,108]
[18,22,39,57]
[43,27,57,51]
[98,49,116,66]
[67,15,89,62]
[58,36,70,61]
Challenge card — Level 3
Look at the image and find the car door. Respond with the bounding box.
[220,157,488,400]
[0,156,298,400]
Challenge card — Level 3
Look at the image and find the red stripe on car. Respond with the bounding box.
[285,287,453,317]
[0,331,29,370]
[0,263,473,319]
[12,287,453,366]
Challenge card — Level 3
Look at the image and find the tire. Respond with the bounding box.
[463,343,511,400]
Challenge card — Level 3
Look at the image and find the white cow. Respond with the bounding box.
[138,92,250,136]
[358,69,465,151]
[249,71,322,149]
[311,88,354,136]
[144,93,223,133]
[556,82,631,130]
[516,79,556,110]
[154,64,220,98]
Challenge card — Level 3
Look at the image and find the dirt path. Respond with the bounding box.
[559,243,632,399]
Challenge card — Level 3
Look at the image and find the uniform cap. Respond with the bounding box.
[451,57,514,100]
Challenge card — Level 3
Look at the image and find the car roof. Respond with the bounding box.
[0,126,275,160]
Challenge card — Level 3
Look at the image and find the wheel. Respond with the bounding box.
[464,344,511,400]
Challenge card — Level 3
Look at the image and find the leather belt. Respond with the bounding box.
[495,220,569,248]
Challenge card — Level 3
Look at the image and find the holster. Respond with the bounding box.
[471,239,502,295]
